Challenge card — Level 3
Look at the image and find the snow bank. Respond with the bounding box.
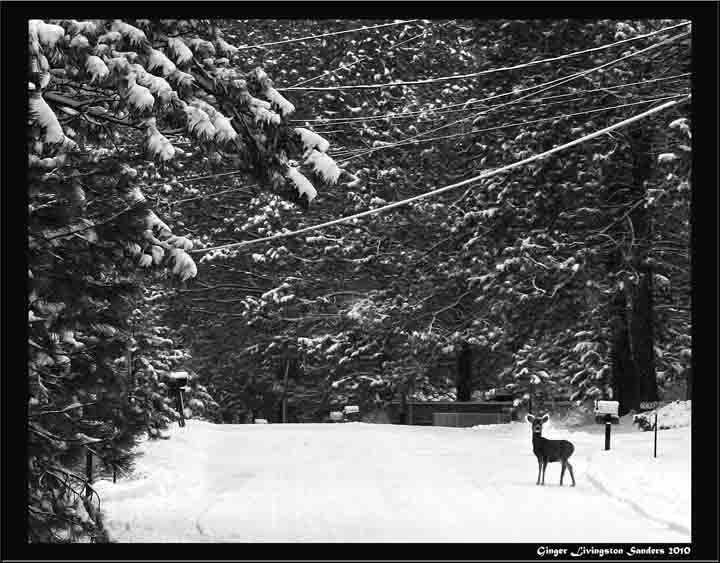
[633,400,691,431]
[585,425,691,535]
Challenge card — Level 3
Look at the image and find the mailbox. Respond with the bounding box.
[594,400,619,424]
[343,405,360,422]
[168,371,190,427]
[595,400,619,415]
[168,371,189,387]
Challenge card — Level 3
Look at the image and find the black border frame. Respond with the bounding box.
[3,2,717,561]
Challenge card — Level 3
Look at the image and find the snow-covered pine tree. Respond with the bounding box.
[27,18,343,542]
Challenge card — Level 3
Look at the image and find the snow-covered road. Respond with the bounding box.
[94,420,690,542]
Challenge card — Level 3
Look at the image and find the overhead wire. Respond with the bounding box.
[277,21,691,91]
[331,30,690,164]
[235,19,421,51]
[296,73,691,127]
[164,27,689,209]
[188,95,690,255]
[315,84,691,138]
[328,93,690,157]
[288,26,433,89]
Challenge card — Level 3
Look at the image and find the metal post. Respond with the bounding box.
[653,411,658,458]
[604,415,612,451]
[85,450,93,497]
[113,464,117,484]
[176,387,186,427]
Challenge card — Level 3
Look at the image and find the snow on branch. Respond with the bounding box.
[189,99,237,143]
[111,20,148,48]
[168,37,194,65]
[147,49,177,76]
[295,127,330,156]
[29,92,77,150]
[305,150,341,185]
[183,104,217,142]
[84,56,110,85]
[28,20,65,50]
[287,167,317,203]
[144,117,175,162]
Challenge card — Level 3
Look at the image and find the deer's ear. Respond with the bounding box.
[526,415,535,423]
[541,414,550,423]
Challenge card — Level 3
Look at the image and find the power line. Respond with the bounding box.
[236,19,421,51]
[277,21,691,91]
[315,83,689,136]
[328,93,689,158]
[289,27,432,89]
[189,95,689,255]
[295,73,691,126]
[170,184,258,207]
[332,31,689,164]
[524,73,690,102]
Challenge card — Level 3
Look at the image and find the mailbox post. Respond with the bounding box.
[168,371,189,428]
[594,400,619,451]
[640,401,664,457]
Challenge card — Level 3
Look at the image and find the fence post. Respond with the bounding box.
[653,411,658,458]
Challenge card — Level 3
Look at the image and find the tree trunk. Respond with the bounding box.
[631,266,659,403]
[610,281,638,415]
[398,382,408,424]
[281,360,289,423]
[456,342,473,401]
[627,126,659,405]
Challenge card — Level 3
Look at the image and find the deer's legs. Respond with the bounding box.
[566,461,576,486]
[541,459,547,485]
[560,461,566,485]
[536,459,542,485]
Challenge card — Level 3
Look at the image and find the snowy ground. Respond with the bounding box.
[93,415,690,543]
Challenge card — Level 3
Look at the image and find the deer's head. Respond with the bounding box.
[526,413,549,435]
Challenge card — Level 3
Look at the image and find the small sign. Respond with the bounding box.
[640,401,663,410]
[594,400,619,416]
[343,405,360,414]
[329,411,344,422]
[254,419,268,424]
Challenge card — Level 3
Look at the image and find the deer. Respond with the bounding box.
[526,413,575,487]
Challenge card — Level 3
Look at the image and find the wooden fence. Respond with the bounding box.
[388,400,515,426]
